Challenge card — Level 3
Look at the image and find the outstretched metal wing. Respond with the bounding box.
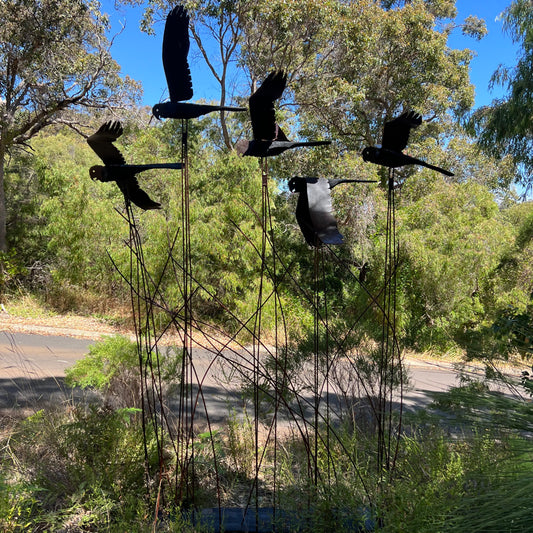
[290,177,343,246]
[162,5,194,102]
[249,70,287,140]
[382,110,422,152]
[306,178,344,245]
[87,121,126,166]
[118,178,161,210]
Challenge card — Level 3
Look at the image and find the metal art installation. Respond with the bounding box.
[93,7,426,533]
[236,70,331,157]
[288,176,377,247]
[362,110,454,176]
[87,120,182,209]
[152,5,246,120]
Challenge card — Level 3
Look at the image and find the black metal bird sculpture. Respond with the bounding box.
[236,71,331,157]
[288,177,377,247]
[362,111,454,177]
[152,5,246,120]
[87,121,182,210]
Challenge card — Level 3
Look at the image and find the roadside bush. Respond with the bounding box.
[0,405,160,532]
[65,334,182,409]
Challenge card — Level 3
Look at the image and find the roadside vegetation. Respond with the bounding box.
[2,335,533,531]
[1,0,532,531]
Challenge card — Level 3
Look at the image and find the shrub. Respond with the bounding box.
[65,334,182,409]
[1,405,160,531]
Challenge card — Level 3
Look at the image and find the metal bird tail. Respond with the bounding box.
[125,163,183,173]
[152,101,246,119]
[329,178,379,188]
[218,105,248,112]
[294,140,331,148]
[419,160,454,177]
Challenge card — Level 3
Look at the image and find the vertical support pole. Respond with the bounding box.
[313,246,320,489]
[377,168,402,477]
[175,118,195,506]
[251,156,270,526]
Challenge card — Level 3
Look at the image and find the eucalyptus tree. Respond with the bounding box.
[119,0,249,150]
[0,0,139,253]
[470,0,533,194]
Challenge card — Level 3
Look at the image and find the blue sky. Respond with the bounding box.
[101,0,520,109]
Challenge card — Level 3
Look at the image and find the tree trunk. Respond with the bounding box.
[219,65,232,150]
[0,143,7,252]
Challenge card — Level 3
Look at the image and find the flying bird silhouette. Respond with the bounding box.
[236,71,331,157]
[362,111,453,177]
[152,5,246,120]
[87,121,182,210]
[288,177,377,247]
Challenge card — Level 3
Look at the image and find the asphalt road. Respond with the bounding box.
[0,330,470,417]
[0,332,94,379]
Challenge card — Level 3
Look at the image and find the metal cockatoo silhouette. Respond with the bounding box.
[87,121,182,210]
[288,177,376,247]
[152,5,246,120]
[362,111,454,177]
[236,71,331,157]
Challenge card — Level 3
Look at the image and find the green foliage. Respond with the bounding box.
[65,334,139,390]
[378,380,533,532]
[469,0,533,190]
[456,201,533,362]
[1,405,159,532]
[226,409,256,479]
[394,177,517,351]
[381,427,518,532]
[0,250,27,293]
[420,384,533,532]
[65,334,182,408]
[291,0,474,147]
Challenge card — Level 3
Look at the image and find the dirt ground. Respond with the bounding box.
[0,310,124,340]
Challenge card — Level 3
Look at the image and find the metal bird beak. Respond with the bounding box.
[152,104,162,120]
[89,165,101,181]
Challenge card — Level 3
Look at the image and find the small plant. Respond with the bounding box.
[65,334,182,408]
[0,404,160,531]
[226,407,256,480]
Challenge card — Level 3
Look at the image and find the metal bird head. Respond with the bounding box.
[89,165,106,181]
[288,177,304,193]
[362,146,378,163]
[152,104,164,120]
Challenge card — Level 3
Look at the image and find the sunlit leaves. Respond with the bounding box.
[397,177,519,349]
[470,0,533,190]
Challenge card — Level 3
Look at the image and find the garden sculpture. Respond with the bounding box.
[152,5,246,120]
[362,110,454,176]
[87,121,182,210]
[236,70,331,157]
[289,177,376,246]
